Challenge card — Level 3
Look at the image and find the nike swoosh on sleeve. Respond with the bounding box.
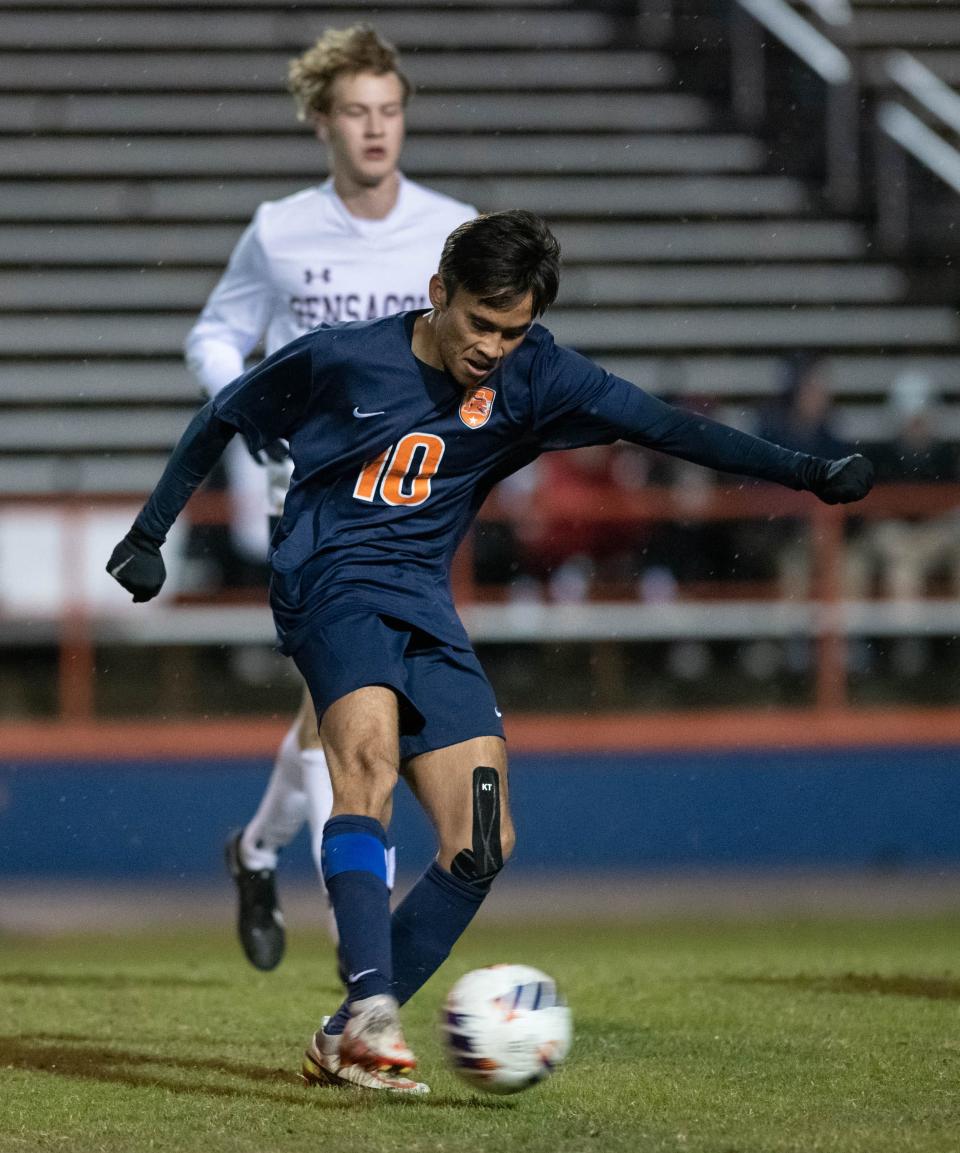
[353,407,386,419]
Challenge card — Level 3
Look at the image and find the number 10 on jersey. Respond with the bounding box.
[353,432,446,507]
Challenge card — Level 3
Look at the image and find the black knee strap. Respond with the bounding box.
[450,766,503,890]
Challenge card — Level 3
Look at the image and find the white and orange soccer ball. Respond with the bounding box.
[441,964,572,1094]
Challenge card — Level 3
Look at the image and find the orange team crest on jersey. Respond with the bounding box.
[459,386,496,429]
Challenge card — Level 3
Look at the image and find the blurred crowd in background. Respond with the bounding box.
[174,348,960,698]
[188,352,960,607]
[5,0,960,718]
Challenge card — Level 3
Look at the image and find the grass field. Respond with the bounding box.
[2,915,959,1153]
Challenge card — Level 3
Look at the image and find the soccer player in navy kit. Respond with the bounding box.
[108,211,874,1093]
[184,24,476,973]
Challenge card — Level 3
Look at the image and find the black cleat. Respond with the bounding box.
[225,830,285,971]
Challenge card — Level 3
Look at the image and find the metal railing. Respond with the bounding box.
[877,51,960,254]
[730,0,860,210]
[2,483,959,721]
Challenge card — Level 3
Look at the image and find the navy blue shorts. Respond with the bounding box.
[289,611,504,761]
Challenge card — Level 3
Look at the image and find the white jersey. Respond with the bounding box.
[184,175,476,554]
[185,175,477,398]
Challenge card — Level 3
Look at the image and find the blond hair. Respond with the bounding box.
[288,24,411,120]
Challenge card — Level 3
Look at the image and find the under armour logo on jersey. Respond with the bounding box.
[304,267,332,285]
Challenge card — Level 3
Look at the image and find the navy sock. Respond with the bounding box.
[321,814,392,1007]
[391,861,488,1006]
[325,861,487,1036]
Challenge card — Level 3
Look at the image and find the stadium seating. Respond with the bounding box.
[851,0,960,86]
[1,0,959,498]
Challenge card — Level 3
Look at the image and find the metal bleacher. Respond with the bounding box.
[2,0,960,498]
[852,0,960,85]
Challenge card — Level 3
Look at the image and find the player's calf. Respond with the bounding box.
[321,813,393,1005]
[389,766,513,1009]
[448,765,513,889]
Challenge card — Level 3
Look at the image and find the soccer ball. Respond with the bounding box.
[441,964,572,1094]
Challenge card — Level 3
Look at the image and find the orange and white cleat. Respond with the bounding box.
[302,1017,428,1094]
[338,994,417,1076]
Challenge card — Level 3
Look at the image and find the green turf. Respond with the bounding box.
[1,917,958,1153]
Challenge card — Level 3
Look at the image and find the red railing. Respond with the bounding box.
[2,482,959,723]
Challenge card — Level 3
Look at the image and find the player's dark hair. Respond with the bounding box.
[438,211,561,317]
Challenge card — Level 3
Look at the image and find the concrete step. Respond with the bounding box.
[0,264,907,310]
[1,306,955,357]
[0,356,939,404]
[0,136,761,200]
[0,361,202,403]
[549,306,960,350]
[598,353,960,397]
[0,0,580,6]
[0,91,711,134]
[0,174,809,220]
[0,8,613,50]
[0,220,870,265]
[0,407,197,451]
[4,398,959,459]
[851,0,960,6]
[851,9,960,47]
[10,353,960,405]
[559,264,906,305]
[0,121,734,178]
[554,221,869,261]
[0,49,673,92]
[0,453,171,494]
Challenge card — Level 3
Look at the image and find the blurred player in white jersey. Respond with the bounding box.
[184,24,476,971]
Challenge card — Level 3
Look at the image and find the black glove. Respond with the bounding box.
[106,525,166,602]
[243,435,289,465]
[811,454,875,505]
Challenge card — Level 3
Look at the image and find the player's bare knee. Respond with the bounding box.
[448,766,509,891]
[329,748,398,814]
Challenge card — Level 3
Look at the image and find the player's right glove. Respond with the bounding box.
[809,453,875,504]
[106,525,166,602]
[243,436,290,466]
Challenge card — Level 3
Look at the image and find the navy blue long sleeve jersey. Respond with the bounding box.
[136,311,828,653]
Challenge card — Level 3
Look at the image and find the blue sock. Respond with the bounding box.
[325,861,487,1036]
[391,862,487,1006]
[321,815,392,1007]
